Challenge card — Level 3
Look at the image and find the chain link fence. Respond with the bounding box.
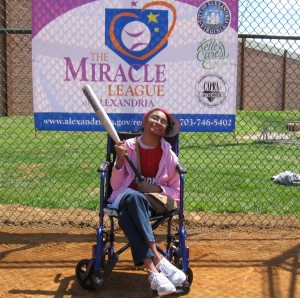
[0,0,299,229]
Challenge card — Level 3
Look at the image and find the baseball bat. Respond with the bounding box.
[82,84,120,144]
[82,84,143,182]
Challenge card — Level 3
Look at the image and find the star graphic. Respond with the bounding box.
[131,1,138,7]
[147,12,159,23]
[154,27,160,32]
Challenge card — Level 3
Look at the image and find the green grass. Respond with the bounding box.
[180,141,300,215]
[0,117,105,211]
[0,111,300,215]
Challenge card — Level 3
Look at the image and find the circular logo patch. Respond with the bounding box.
[195,74,228,107]
[197,1,231,34]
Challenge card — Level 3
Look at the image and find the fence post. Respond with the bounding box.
[240,37,246,110]
[281,50,287,111]
[0,0,7,116]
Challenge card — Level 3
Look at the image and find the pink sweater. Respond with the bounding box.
[108,137,180,204]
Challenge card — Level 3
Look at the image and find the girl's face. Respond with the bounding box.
[143,110,169,137]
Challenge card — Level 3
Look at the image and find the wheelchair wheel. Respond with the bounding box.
[174,260,193,286]
[170,251,193,285]
[76,259,97,291]
[177,265,193,286]
[177,266,193,295]
[185,266,193,285]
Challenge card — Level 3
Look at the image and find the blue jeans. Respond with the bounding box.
[118,190,156,266]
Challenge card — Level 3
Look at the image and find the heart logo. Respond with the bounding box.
[108,1,177,63]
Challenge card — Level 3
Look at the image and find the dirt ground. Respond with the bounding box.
[0,219,299,298]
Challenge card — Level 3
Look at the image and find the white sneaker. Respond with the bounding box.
[156,257,186,286]
[149,272,176,296]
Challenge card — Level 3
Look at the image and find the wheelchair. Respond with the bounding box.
[76,132,193,294]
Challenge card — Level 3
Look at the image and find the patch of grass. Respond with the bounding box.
[180,141,300,215]
[0,112,300,215]
[0,116,106,211]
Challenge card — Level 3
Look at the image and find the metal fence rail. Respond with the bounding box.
[0,0,299,229]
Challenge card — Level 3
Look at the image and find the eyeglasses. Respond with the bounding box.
[149,115,168,127]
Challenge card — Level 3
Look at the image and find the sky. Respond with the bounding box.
[238,0,300,55]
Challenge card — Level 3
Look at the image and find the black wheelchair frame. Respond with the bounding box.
[76,133,193,294]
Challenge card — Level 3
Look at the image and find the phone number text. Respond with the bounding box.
[179,118,232,127]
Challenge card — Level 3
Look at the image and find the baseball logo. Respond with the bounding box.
[121,21,151,51]
[105,1,177,69]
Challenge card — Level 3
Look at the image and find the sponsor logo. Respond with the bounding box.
[197,38,229,69]
[197,1,230,34]
[195,74,228,107]
[105,2,176,70]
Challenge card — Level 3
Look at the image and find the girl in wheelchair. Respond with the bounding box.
[108,108,186,296]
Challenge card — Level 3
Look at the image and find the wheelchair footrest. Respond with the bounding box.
[175,280,191,294]
[152,281,191,296]
[102,253,119,281]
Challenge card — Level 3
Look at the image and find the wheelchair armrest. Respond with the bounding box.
[97,161,111,172]
[177,161,187,174]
